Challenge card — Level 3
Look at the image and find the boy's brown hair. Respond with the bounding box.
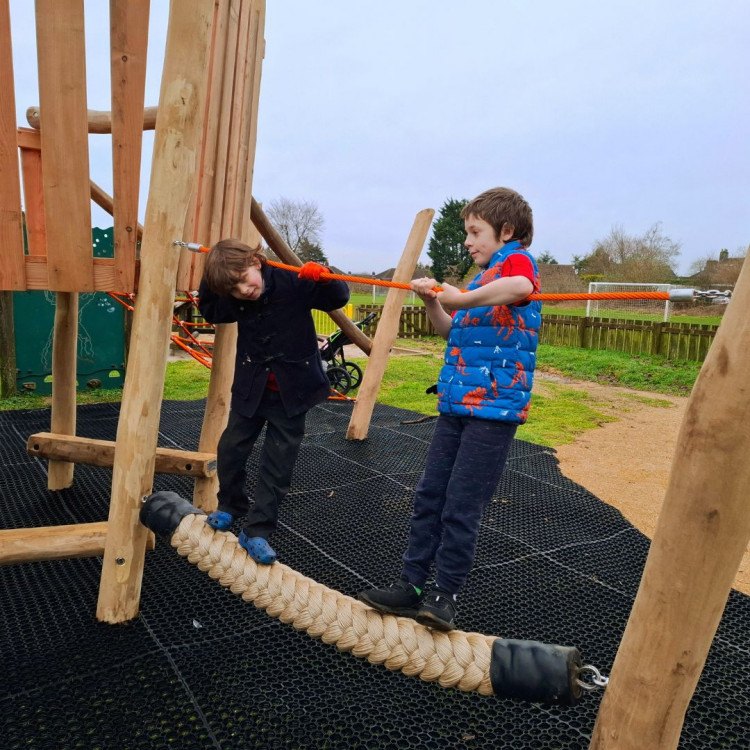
[460,187,533,247]
[202,238,266,296]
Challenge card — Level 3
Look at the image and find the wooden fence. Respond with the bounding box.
[354,305,719,362]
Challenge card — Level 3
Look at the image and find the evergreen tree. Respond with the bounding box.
[536,251,558,264]
[427,198,470,282]
[297,237,329,264]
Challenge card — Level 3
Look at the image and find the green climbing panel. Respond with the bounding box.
[13,228,126,395]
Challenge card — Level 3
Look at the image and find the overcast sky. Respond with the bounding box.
[9,1,749,276]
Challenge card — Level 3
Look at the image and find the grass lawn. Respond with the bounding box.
[345,337,700,447]
[349,292,424,308]
[0,339,701,449]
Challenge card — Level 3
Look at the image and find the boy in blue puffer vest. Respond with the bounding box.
[358,187,541,631]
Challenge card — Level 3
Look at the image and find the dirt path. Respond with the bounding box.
[534,374,749,596]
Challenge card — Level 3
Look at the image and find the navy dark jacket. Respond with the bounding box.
[198,264,350,418]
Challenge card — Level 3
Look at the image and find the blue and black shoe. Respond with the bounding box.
[206,511,234,531]
[238,531,277,564]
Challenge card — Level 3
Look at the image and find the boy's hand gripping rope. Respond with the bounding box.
[172,241,732,303]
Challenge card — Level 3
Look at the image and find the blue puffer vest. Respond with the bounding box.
[437,241,542,424]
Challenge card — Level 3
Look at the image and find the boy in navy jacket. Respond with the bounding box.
[359,188,541,630]
[198,239,349,563]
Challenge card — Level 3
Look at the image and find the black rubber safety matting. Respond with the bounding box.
[1,400,748,749]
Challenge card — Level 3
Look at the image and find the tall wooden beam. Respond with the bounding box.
[97,0,215,624]
[192,0,266,512]
[0,0,25,292]
[35,0,93,292]
[187,0,238,511]
[236,2,265,236]
[209,0,241,244]
[590,258,750,748]
[176,0,231,293]
[346,209,434,440]
[110,0,151,293]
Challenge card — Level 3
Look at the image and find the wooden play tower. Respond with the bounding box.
[1,3,748,749]
[0,0,429,613]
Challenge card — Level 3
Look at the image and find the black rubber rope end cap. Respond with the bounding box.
[139,490,205,536]
[490,638,583,705]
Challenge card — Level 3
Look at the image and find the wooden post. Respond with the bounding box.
[236,2,265,234]
[191,0,266,511]
[0,0,26,292]
[650,320,664,356]
[189,0,241,511]
[577,317,587,349]
[48,292,78,489]
[208,0,241,244]
[346,209,434,440]
[110,0,151,293]
[35,0,94,293]
[97,0,214,624]
[590,259,750,748]
[0,292,15,396]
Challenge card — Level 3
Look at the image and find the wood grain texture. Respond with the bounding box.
[346,209,434,440]
[28,432,217,477]
[110,0,151,292]
[0,522,155,565]
[48,292,78,489]
[591,258,750,748]
[0,0,25,291]
[97,0,215,624]
[35,0,94,291]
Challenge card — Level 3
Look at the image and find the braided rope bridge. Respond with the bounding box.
[142,491,595,705]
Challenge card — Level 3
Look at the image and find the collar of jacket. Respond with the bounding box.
[481,239,523,269]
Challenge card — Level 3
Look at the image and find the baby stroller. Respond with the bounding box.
[319,311,378,395]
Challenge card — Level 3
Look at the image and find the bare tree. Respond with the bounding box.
[688,254,715,277]
[266,197,324,256]
[582,223,681,282]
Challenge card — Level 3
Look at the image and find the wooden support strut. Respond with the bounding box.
[26,105,158,134]
[27,432,217,477]
[249,196,373,356]
[0,523,155,566]
[346,209,434,440]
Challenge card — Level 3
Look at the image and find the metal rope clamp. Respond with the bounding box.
[693,289,732,300]
[575,663,610,692]
[668,288,732,302]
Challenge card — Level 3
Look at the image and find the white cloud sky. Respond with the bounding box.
[8,1,750,276]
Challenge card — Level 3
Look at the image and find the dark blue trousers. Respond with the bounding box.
[401,414,517,595]
[216,390,305,539]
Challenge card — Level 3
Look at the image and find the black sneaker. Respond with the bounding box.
[416,589,457,631]
[358,579,422,617]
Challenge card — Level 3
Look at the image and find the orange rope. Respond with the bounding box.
[185,244,672,301]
